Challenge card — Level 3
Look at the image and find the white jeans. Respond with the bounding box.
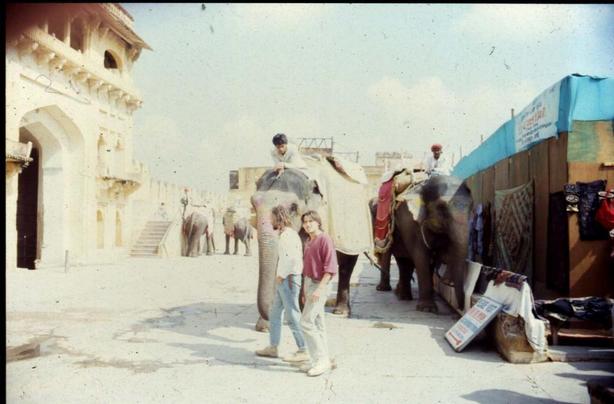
[300,277,331,366]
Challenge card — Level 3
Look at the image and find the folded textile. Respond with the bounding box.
[534,296,614,325]
[479,265,527,291]
[483,280,547,353]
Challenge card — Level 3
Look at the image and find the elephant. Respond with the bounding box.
[250,165,370,332]
[182,209,214,257]
[222,208,253,256]
[370,174,473,313]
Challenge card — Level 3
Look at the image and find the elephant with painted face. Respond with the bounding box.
[370,174,473,313]
[223,207,253,256]
[250,162,372,332]
[182,207,215,257]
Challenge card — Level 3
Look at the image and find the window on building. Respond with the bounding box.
[70,19,84,52]
[97,210,105,249]
[229,170,239,190]
[104,50,119,69]
[115,211,122,247]
[48,18,65,41]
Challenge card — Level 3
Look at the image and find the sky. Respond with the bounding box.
[121,3,614,194]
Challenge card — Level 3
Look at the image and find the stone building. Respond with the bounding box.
[5,4,217,269]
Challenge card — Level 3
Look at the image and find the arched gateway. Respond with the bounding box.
[17,105,86,268]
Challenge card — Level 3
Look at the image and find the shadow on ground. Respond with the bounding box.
[461,388,576,404]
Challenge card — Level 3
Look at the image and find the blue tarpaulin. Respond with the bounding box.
[452,74,614,179]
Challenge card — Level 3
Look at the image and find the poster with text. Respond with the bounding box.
[514,81,561,152]
[445,295,503,352]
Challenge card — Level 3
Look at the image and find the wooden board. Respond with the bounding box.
[530,141,550,285]
[494,158,510,191]
[482,167,495,206]
[548,133,568,193]
[510,150,530,188]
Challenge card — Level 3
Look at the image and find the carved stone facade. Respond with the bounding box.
[5,4,218,270]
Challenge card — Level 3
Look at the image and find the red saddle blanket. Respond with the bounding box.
[375,179,395,242]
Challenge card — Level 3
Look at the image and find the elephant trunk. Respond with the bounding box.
[254,205,278,321]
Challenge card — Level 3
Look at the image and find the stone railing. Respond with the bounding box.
[5,139,33,165]
[13,28,143,111]
[103,3,134,29]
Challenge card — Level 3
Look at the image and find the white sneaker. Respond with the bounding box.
[307,360,332,377]
[298,362,312,372]
[255,345,278,358]
[282,350,310,363]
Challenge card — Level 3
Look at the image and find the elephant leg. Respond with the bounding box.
[255,316,269,333]
[181,232,188,256]
[245,230,252,256]
[449,253,467,311]
[224,235,230,255]
[333,253,358,316]
[394,255,414,300]
[243,238,251,256]
[211,234,216,253]
[396,206,437,313]
[376,249,393,291]
[414,254,436,313]
[206,232,213,256]
[234,237,239,255]
[189,231,199,257]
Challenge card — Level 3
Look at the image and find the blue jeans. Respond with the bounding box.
[269,275,306,350]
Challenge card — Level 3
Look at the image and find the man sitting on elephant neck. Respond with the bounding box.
[424,143,452,177]
[271,133,307,176]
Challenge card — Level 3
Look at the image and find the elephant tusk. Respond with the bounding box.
[364,251,381,271]
[420,222,431,250]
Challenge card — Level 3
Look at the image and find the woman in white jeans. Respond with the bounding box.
[299,210,338,377]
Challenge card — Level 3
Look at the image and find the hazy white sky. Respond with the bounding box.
[122,3,614,194]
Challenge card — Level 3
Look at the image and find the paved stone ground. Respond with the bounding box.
[6,254,613,403]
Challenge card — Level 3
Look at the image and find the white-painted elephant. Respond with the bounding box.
[250,156,373,332]
[182,208,215,257]
[222,207,253,256]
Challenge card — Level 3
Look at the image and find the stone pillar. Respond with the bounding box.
[39,166,65,267]
[5,165,20,271]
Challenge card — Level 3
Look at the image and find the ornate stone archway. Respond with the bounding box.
[16,105,86,268]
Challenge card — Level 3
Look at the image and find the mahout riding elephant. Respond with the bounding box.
[250,161,372,332]
[370,174,473,313]
[182,208,214,257]
[223,207,253,256]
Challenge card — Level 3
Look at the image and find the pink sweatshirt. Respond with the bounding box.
[302,233,338,281]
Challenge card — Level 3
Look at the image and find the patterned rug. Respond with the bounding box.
[494,180,534,283]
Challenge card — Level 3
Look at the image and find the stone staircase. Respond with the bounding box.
[130,220,173,257]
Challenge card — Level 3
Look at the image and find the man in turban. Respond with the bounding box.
[423,143,451,176]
